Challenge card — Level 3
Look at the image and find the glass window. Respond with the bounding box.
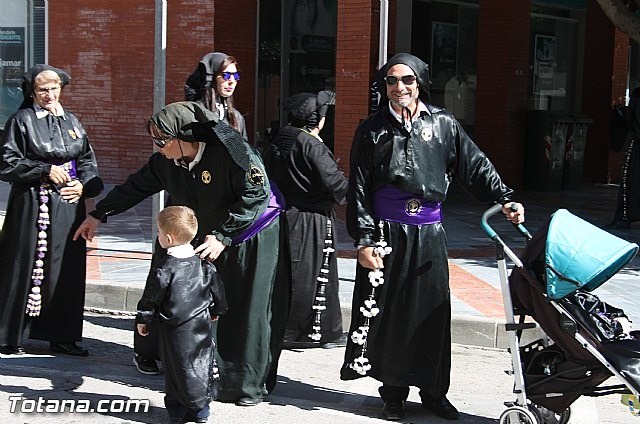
[529,4,582,111]
[256,0,337,150]
[412,1,479,135]
[1,0,45,130]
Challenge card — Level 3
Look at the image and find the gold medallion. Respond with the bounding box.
[247,165,265,186]
[201,170,212,184]
[405,198,422,216]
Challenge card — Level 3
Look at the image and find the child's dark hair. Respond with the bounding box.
[157,206,198,245]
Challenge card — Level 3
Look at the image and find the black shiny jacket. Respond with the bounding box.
[347,103,513,246]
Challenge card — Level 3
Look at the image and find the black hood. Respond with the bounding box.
[376,53,431,105]
[20,64,71,108]
[184,52,229,101]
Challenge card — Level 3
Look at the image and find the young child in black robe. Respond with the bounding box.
[136,206,227,424]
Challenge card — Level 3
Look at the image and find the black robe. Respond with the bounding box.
[136,253,227,411]
[0,106,103,345]
[613,100,640,222]
[264,125,348,344]
[341,105,512,396]
[92,138,289,401]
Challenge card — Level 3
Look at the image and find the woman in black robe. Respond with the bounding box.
[264,92,348,348]
[74,101,289,406]
[0,65,103,356]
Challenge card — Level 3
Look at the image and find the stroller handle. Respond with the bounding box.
[480,203,532,241]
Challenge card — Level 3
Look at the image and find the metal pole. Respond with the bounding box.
[378,0,389,70]
[151,0,167,250]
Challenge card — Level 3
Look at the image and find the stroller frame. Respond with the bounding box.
[481,204,639,424]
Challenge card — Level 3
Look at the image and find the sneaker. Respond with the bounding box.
[133,354,161,375]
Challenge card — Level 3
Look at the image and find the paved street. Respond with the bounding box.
[2,181,640,422]
[0,312,637,424]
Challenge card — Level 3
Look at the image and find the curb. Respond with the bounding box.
[86,282,540,350]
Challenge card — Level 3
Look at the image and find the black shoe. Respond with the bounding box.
[382,400,405,421]
[0,345,25,355]
[132,354,161,375]
[422,395,460,420]
[321,333,348,349]
[194,418,209,423]
[235,397,263,406]
[606,219,631,229]
[50,342,89,357]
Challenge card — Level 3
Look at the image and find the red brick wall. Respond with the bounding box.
[582,0,616,183]
[49,0,222,183]
[334,0,379,175]
[475,0,531,188]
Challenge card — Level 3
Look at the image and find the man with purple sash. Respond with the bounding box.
[74,101,290,407]
[340,53,524,421]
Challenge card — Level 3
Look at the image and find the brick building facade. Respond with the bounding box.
[14,0,632,186]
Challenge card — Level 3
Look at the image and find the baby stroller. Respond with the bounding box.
[481,206,640,424]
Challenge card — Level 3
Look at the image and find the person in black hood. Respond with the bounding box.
[263,92,348,349]
[607,87,640,229]
[74,101,290,408]
[185,52,247,139]
[0,64,103,357]
[340,53,525,421]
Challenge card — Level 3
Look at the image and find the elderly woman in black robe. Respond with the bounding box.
[0,64,103,356]
[264,92,348,348]
[341,53,524,421]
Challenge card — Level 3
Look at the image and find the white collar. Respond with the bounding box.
[388,100,429,126]
[34,104,65,119]
[174,142,206,171]
[167,243,196,258]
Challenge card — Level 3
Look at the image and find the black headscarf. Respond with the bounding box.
[149,101,217,142]
[284,91,333,129]
[376,53,431,106]
[150,101,251,171]
[20,64,71,109]
[184,52,229,101]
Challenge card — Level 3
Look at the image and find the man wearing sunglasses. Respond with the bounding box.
[340,53,525,421]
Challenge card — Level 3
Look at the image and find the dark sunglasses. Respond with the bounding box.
[219,71,241,82]
[152,137,171,148]
[384,75,417,86]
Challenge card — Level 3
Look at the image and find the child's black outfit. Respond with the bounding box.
[136,244,227,423]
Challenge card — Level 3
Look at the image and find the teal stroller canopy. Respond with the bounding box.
[545,209,639,300]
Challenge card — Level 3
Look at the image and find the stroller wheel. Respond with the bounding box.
[499,406,539,424]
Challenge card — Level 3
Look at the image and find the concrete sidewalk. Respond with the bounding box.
[1,181,640,349]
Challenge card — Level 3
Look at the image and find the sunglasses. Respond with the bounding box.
[384,75,417,86]
[218,71,241,82]
[152,137,172,148]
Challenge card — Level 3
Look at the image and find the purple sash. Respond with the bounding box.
[51,160,77,179]
[372,184,442,225]
[231,183,285,245]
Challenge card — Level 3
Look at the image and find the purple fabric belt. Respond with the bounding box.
[372,184,442,225]
[232,183,285,245]
[50,159,77,179]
